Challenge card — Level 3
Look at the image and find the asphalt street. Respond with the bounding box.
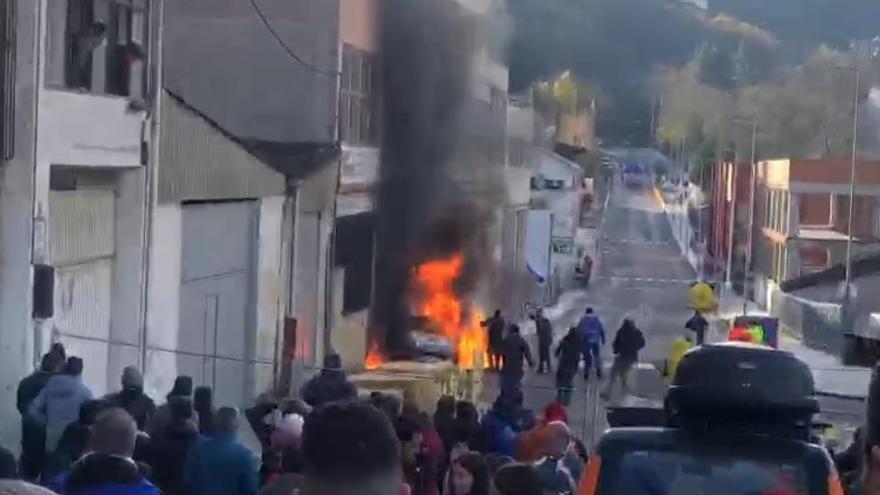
[483,178,866,449]
[483,179,695,445]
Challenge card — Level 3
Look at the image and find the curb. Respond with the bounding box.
[816,390,867,401]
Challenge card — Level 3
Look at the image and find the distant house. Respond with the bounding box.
[751,157,880,304]
[531,151,585,279]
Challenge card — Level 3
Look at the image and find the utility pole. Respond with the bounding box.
[744,120,757,314]
[843,67,860,301]
[726,162,737,287]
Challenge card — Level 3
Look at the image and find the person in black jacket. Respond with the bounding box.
[531,310,553,374]
[482,311,506,371]
[554,328,582,406]
[300,354,357,408]
[147,396,199,495]
[44,399,103,479]
[16,352,65,480]
[193,387,215,437]
[103,367,155,431]
[601,319,645,400]
[500,325,533,400]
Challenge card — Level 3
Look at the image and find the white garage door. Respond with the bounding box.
[49,190,116,395]
[177,202,258,408]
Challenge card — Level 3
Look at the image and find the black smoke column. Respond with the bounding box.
[372,0,477,353]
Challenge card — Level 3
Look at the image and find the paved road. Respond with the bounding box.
[484,179,695,445]
[483,178,866,449]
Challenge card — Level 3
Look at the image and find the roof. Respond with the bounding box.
[243,140,340,181]
[164,89,339,180]
[797,227,861,242]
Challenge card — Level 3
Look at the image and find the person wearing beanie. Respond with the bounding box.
[193,387,215,437]
[147,375,194,439]
[300,354,357,408]
[104,367,156,431]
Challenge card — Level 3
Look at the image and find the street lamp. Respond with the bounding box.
[730,118,758,313]
[833,66,860,301]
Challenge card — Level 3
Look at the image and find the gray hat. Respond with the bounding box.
[121,366,143,389]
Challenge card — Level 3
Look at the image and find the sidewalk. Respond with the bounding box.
[716,289,870,399]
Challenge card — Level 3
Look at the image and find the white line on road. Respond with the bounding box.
[598,276,693,284]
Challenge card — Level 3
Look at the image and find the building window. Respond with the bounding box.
[49,0,147,98]
[339,44,378,146]
[0,0,14,159]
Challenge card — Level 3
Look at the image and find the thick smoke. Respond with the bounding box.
[372,0,495,353]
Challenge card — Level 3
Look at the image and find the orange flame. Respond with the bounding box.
[414,254,487,369]
[365,341,383,370]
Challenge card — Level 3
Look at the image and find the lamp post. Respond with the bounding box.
[731,118,758,313]
[833,66,860,301]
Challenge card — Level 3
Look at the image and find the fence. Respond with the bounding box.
[770,288,844,355]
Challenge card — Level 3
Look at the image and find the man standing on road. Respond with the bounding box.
[500,325,533,399]
[576,308,605,380]
[532,309,553,374]
[685,310,709,345]
[601,319,645,400]
[483,310,506,371]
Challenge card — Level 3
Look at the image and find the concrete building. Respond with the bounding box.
[498,97,538,317]
[330,0,381,371]
[162,0,374,392]
[708,161,753,286]
[0,0,159,448]
[531,150,584,295]
[752,157,880,305]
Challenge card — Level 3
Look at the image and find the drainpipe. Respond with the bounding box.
[138,0,164,373]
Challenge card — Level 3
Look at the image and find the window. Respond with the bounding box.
[0,0,14,159]
[52,0,147,98]
[339,44,378,145]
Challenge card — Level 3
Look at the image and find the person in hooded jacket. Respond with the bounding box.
[146,375,193,439]
[184,407,258,495]
[147,396,199,495]
[601,319,645,400]
[44,400,103,479]
[193,387,215,437]
[577,308,605,381]
[300,353,357,408]
[28,357,93,455]
[17,352,65,480]
[479,396,520,459]
[59,408,159,495]
[103,367,155,432]
[554,328,582,406]
[500,325,533,400]
[532,422,578,494]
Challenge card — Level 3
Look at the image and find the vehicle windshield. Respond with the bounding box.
[611,449,808,495]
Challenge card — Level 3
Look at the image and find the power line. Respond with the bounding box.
[247,0,340,77]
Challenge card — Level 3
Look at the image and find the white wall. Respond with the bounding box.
[37,90,145,167]
[255,196,285,394]
[144,203,183,400]
[0,0,40,452]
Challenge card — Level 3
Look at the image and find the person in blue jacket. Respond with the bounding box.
[184,407,258,495]
[577,308,605,380]
[479,396,521,459]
